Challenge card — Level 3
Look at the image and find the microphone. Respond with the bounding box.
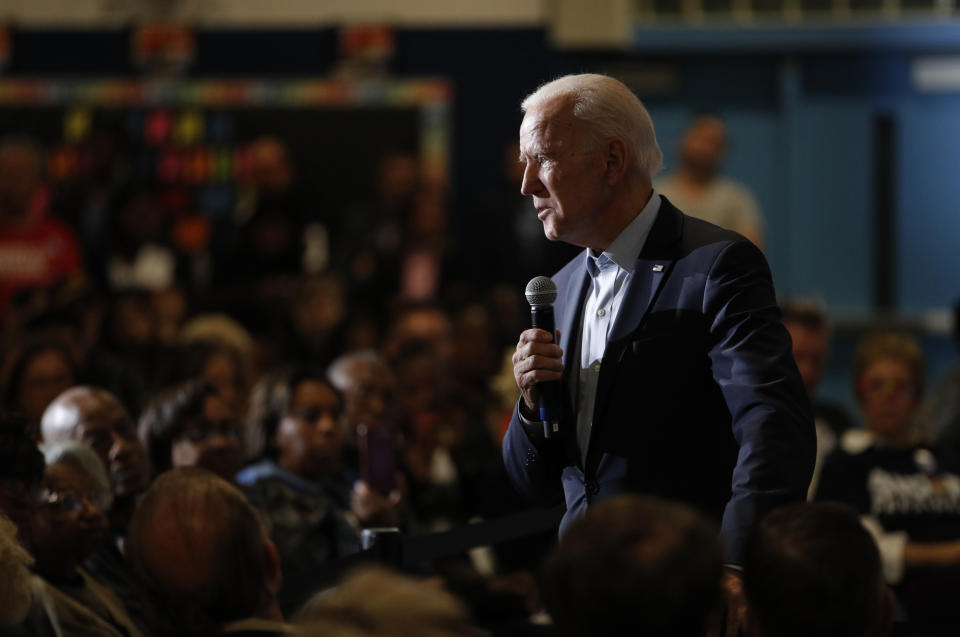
[525,276,561,439]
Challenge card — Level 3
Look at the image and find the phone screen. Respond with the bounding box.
[357,423,397,496]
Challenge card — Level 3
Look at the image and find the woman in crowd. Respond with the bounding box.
[815,330,960,631]
[138,378,244,482]
[1,340,77,441]
[236,367,401,613]
[32,442,143,637]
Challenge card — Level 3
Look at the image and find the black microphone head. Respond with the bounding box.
[525,276,557,308]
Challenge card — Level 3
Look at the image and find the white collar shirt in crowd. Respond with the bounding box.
[576,191,661,462]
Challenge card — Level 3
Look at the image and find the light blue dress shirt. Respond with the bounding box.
[575,191,661,459]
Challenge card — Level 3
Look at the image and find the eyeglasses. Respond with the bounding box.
[38,488,113,513]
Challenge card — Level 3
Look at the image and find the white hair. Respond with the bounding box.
[521,73,663,180]
[327,350,390,392]
[0,513,34,625]
[42,441,112,498]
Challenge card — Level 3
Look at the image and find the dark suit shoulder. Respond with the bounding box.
[643,196,748,264]
[679,212,744,247]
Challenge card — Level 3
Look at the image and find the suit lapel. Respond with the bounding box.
[554,257,590,464]
[556,262,589,381]
[588,198,684,466]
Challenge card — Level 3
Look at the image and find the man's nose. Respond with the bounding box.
[520,163,541,196]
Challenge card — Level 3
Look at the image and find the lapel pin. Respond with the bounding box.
[652,264,664,272]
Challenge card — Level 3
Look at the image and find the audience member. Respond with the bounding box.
[815,330,960,630]
[0,511,34,629]
[40,386,149,509]
[296,566,472,637]
[126,467,290,637]
[101,288,161,394]
[0,135,84,315]
[279,273,348,369]
[382,303,455,367]
[396,185,451,302]
[138,378,243,481]
[655,115,764,248]
[0,413,59,637]
[21,287,146,417]
[1,340,78,441]
[150,284,189,348]
[179,312,258,389]
[32,442,143,637]
[742,502,892,637]
[328,349,400,472]
[227,136,331,289]
[235,369,364,612]
[540,494,723,637]
[164,340,250,417]
[40,386,151,629]
[341,150,419,301]
[780,299,856,497]
[96,183,178,292]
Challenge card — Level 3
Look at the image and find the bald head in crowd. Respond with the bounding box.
[41,387,149,499]
[126,468,283,636]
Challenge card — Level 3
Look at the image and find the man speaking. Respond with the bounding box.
[503,74,815,570]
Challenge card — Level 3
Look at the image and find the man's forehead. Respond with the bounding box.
[78,401,131,432]
[347,361,392,384]
[520,101,579,150]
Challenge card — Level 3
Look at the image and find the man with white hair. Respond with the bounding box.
[503,74,814,604]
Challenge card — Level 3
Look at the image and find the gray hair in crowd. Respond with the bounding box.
[521,73,663,181]
[327,350,390,392]
[42,440,112,502]
[0,512,34,626]
[296,565,471,637]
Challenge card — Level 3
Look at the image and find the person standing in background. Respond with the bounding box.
[655,115,764,248]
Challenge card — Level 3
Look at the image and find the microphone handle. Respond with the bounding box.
[531,306,561,439]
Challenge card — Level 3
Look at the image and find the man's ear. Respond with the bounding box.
[604,137,629,185]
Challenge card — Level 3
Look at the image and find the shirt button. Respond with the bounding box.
[585,479,600,496]
[597,308,606,317]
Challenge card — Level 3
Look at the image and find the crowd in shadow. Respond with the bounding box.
[1,127,960,637]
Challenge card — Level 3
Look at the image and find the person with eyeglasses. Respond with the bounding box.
[138,378,244,483]
[28,441,144,637]
[815,330,960,632]
[40,387,152,637]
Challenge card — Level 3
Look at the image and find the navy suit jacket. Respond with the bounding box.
[502,196,815,564]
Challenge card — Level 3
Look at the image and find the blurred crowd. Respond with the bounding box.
[1,122,960,637]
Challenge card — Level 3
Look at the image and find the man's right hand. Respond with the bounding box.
[512,328,563,416]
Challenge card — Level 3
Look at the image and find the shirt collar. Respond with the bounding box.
[586,189,661,275]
